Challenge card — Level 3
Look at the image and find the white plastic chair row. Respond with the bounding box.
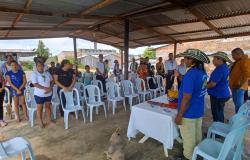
[25,86,59,127]
[120,80,140,109]
[207,101,250,140]
[59,88,86,129]
[135,78,152,102]
[146,77,160,98]
[84,85,107,122]
[0,137,35,160]
[106,82,126,115]
[91,80,107,97]
[192,117,250,160]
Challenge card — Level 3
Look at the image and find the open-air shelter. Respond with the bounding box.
[0,0,250,78]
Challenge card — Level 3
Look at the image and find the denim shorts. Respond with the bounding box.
[34,95,52,105]
[11,88,24,97]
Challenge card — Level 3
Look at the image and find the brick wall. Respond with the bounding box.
[156,37,250,61]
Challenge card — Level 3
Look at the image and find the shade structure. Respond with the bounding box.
[0,0,249,48]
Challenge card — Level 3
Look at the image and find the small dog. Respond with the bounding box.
[104,128,125,160]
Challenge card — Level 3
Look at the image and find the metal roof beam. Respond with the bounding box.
[165,0,224,36]
[5,0,33,37]
[0,6,117,20]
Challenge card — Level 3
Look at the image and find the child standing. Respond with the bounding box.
[82,65,93,86]
[6,60,28,122]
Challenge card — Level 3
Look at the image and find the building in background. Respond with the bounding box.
[155,37,250,60]
[0,49,36,61]
[58,49,121,68]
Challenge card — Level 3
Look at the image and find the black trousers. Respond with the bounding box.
[165,71,174,93]
[210,95,230,123]
[96,75,106,92]
[57,88,66,117]
[244,90,249,101]
[0,84,5,120]
[177,77,182,90]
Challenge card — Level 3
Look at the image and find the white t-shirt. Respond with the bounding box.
[96,61,105,75]
[31,71,53,97]
[33,64,49,72]
[164,60,177,73]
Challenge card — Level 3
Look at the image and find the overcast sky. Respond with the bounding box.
[0,37,151,56]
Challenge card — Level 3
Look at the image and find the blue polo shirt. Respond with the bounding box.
[207,64,230,99]
[178,67,207,119]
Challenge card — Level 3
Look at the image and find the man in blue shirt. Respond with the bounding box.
[207,52,231,122]
[175,49,210,160]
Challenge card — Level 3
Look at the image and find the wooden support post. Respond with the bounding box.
[73,37,78,70]
[124,19,129,80]
[173,42,177,58]
[120,48,124,72]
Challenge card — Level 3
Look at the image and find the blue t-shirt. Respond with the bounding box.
[6,70,25,88]
[178,67,207,119]
[82,72,93,86]
[207,64,230,99]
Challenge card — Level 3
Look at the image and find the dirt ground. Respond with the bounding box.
[1,99,250,160]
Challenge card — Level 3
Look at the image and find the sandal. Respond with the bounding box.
[0,121,8,127]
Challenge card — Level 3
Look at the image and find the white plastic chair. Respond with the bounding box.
[0,137,35,160]
[59,88,86,129]
[91,80,106,97]
[75,82,85,106]
[105,78,115,83]
[192,117,250,160]
[84,85,107,122]
[207,101,250,140]
[135,78,152,102]
[3,87,12,119]
[51,85,60,120]
[25,88,37,127]
[146,77,159,98]
[120,80,140,109]
[106,82,126,115]
[156,75,165,96]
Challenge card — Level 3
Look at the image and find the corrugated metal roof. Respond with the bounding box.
[195,0,250,18]
[0,0,250,48]
[168,22,210,33]
[31,0,102,14]
[222,26,250,35]
[210,15,250,28]
[161,9,197,22]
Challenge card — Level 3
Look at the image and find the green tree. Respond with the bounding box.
[143,47,156,59]
[36,40,50,61]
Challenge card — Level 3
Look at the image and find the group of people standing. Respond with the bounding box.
[131,53,186,91]
[174,48,250,160]
[0,54,78,129]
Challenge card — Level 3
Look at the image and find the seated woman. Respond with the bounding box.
[148,65,158,89]
[6,60,28,122]
[31,61,55,128]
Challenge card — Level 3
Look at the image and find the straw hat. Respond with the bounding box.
[176,49,210,64]
[209,51,232,63]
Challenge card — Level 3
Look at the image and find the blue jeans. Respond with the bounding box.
[232,89,246,113]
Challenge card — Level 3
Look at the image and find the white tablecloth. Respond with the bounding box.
[127,95,179,149]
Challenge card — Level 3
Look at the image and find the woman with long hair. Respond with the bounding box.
[6,60,28,122]
[175,49,209,160]
[54,59,76,117]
